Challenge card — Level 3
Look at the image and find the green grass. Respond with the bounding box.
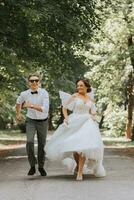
[0,130,26,146]
[0,129,26,138]
[0,140,25,145]
[0,129,134,148]
[103,140,134,147]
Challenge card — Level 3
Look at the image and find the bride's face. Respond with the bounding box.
[77,81,87,94]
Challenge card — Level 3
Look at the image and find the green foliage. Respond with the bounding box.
[1,0,133,136]
[83,0,134,136]
[103,105,127,137]
[0,0,103,128]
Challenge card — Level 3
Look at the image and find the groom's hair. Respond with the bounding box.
[76,78,92,93]
[28,74,40,81]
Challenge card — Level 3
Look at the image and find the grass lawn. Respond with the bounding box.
[0,130,26,140]
[0,130,26,147]
[0,129,134,148]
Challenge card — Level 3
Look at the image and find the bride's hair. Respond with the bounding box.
[76,78,92,93]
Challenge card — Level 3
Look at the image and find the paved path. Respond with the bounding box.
[0,147,134,200]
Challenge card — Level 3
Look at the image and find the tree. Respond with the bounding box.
[80,0,134,137]
[0,0,105,128]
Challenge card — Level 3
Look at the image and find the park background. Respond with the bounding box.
[1,1,134,200]
[0,0,134,149]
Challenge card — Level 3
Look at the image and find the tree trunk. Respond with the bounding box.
[48,104,54,130]
[125,34,134,139]
[99,115,105,129]
[125,80,133,139]
[57,106,64,127]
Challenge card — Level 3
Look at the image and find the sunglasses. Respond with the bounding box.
[29,79,39,83]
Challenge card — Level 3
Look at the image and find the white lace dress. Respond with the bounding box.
[45,91,106,177]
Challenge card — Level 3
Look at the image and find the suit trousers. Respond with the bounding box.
[26,117,48,168]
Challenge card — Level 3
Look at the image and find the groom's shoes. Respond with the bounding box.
[28,166,36,175]
[38,167,47,176]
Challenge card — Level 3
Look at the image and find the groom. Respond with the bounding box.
[16,74,49,176]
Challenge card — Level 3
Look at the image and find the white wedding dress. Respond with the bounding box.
[45,91,106,177]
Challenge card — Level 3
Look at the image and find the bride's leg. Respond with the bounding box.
[76,153,86,181]
[73,152,79,174]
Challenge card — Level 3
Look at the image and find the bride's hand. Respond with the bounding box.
[64,118,69,125]
[91,115,96,121]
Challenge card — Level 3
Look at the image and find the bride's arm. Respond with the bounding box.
[62,93,77,124]
[62,107,69,124]
[64,93,77,107]
[89,109,96,121]
[90,103,97,121]
[91,113,96,121]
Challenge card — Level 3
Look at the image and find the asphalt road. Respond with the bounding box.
[0,147,134,200]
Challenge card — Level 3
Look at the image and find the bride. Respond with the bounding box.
[45,78,106,180]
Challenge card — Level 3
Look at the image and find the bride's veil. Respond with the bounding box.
[88,87,95,101]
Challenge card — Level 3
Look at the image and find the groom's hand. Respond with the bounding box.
[23,101,32,108]
[16,113,22,122]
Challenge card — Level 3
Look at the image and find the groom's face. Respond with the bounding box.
[28,76,40,90]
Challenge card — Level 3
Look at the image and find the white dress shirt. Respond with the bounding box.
[16,88,49,120]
